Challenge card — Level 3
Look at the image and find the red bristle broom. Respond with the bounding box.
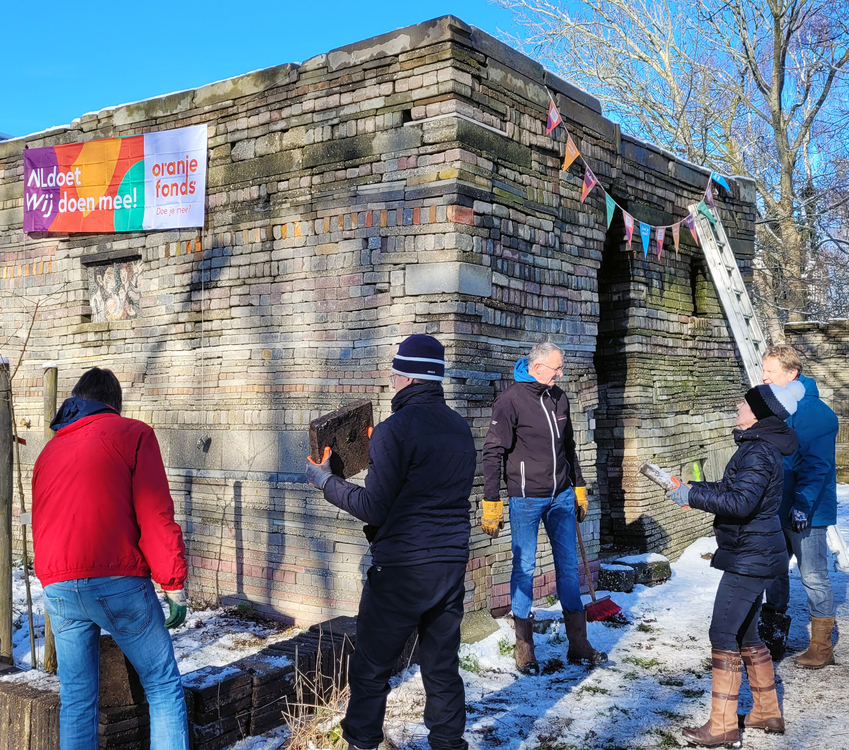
[576,522,622,622]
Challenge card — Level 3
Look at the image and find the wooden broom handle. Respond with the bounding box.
[575,522,598,603]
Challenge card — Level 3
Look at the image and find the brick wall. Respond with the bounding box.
[0,16,755,623]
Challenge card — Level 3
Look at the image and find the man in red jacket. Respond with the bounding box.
[32,367,189,750]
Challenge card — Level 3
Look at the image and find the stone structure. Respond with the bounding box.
[785,320,848,481]
[0,16,755,624]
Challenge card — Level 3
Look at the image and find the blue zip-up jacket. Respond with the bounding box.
[779,374,839,527]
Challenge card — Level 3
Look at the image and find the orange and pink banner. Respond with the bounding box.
[24,125,206,233]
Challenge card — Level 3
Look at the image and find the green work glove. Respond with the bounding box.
[164,589,187,629]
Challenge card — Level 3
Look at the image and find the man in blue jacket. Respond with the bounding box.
[481,342,606,675]
[306,334,477,750]
[761,345,839,667]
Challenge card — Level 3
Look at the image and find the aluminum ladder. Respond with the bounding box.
[688,202,768,387]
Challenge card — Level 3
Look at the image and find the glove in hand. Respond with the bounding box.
[790,508,809,533]
[306,447,333,489]
[574,486,588,523]
[667,476,691,508]
[482,499,504,538]
[164,589,187,629]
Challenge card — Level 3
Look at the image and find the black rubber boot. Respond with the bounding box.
[758,607,791,662]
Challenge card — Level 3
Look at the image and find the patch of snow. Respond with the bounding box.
[600,564,634,572]
[613,552,669,564]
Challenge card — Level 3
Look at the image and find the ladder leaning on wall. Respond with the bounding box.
[690,201,849,571]
[688,201,768,388]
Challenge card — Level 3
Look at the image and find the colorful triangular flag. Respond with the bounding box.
[710,172,731,193]
[656,226,666,260]
[705,183,715,208]
[546,98,563,134]
[672,223,681,256]
[605,193,616,228]
[624,212,635,249]
[685,214,699,246]
[562,134,580,171]
[640,222,651,258]
[581,167,598,204]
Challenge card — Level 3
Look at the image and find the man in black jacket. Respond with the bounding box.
[306,334,476,750]
[482,342,606,674]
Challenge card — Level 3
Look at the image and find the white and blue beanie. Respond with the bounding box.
[745,380,805,421]
[392,334,445,381]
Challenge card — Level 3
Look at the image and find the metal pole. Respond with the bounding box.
[0,356,14,666]
[41,363,58,673]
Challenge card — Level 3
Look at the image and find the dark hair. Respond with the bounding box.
[72,367,123,413]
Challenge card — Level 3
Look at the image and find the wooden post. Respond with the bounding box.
[0,356,14,666]
[42,363,58,673]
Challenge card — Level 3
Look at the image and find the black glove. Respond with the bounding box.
[306,447,333,489]
[363,524,380,543]
[790,508,809,533]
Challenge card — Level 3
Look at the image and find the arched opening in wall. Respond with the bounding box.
[690,256,711,316]
[592,197,634,555]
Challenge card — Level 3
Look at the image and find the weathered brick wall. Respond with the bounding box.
[0,16,754,623]
[785,321,848,481]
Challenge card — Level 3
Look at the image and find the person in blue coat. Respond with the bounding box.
[761,345,840,668]
[666,381,803,746]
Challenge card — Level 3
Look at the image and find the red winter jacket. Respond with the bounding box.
[32,412,187,590]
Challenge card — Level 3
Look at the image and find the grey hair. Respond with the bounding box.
[527,341,563,367]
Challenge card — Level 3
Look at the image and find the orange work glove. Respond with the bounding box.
[574,486,588,523]
[482,499,504,538]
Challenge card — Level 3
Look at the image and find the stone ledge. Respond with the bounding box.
[406,261,492,297]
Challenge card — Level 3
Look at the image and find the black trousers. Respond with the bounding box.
[709,570,772,651]
[341,561,468,750]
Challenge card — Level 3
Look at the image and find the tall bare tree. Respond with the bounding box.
[500,0,849,340]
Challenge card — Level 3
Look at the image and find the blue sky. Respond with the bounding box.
[3,1,519,138]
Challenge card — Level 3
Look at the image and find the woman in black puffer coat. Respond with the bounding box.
[667,381,804,748]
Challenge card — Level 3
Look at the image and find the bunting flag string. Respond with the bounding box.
[581,167,598,204]
[605,193,616,229]
[685,214,699,246]
[623,212,635,249]
[562,134,580,171]
[639,222,651,259]
[546,97,563,135]
[545,90,733,263]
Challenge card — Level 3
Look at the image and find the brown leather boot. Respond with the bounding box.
[740,645,784,733]
[682,649,742,748]
[563,610,608,666]
[794,616,836,669]
[513,616,539,675]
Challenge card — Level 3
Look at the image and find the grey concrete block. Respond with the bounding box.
[405,262,492,297]
[612,554,672,587]
[598,563,636,593]
[221,430,279,473]
[460,610,500,644]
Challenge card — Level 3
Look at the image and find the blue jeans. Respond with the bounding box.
[43,576,189,750]
[765,526,835,618]
[509,488,582,618]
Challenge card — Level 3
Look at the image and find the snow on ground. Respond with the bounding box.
[236,484,849,749]
[8,486,849,749]
[9,576,293,678]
